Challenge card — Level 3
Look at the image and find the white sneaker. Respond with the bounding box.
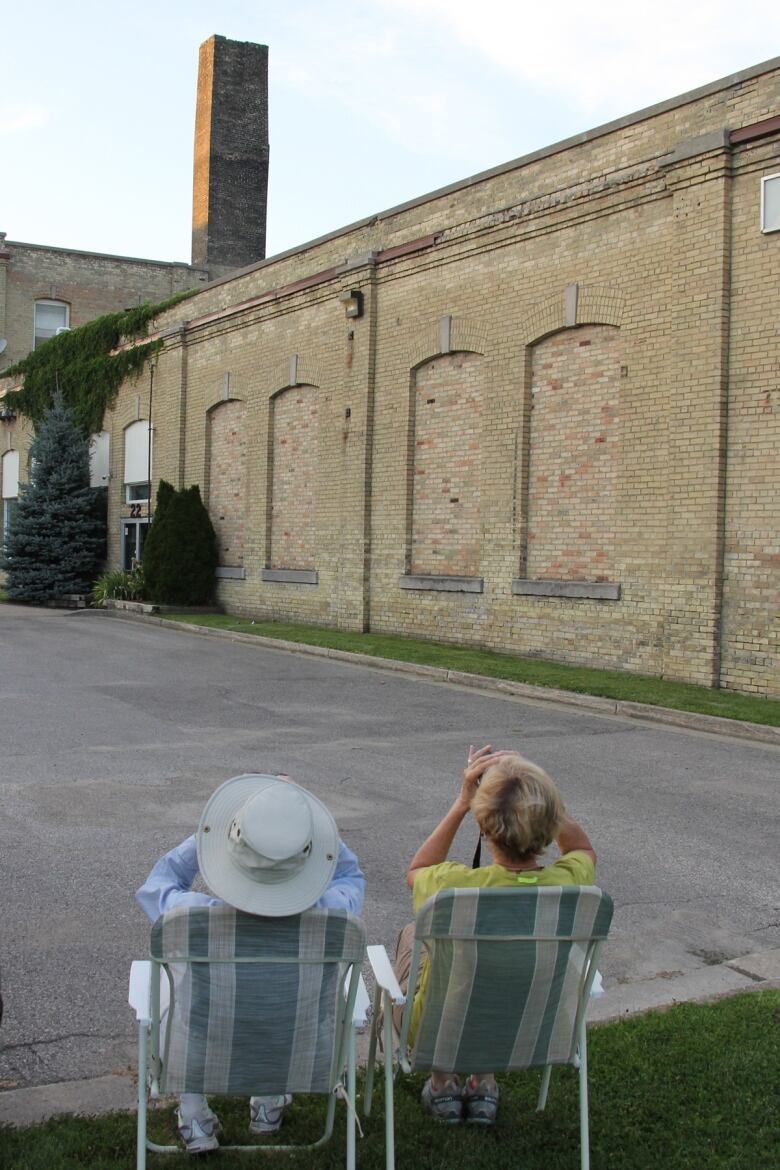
[249,1094,293,1135]
[176,1105,221,1154]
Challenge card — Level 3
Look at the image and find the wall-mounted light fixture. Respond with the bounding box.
[339,288,364,319]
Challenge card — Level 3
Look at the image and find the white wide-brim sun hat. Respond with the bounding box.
[196,774,339,916]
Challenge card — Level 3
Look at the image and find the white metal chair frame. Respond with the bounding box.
[129,950,370,1170]
[363,888,610,1170]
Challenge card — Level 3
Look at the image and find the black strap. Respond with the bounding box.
[471,835,482,869]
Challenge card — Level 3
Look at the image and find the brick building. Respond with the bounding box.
[0,235,208,376]
[3,56,779,697]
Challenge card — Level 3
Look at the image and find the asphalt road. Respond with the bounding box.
[1,603,779,1090]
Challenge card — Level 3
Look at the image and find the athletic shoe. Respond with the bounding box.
[462,1075,499,1125]
[176,1105,221,1154]
[249,1094,293,1135]
[421,1077,463,1123]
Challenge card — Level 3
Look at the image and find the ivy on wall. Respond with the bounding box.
[3,290,195,436]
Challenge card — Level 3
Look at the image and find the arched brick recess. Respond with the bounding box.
[577,286,625,328]
[268,384,318,570]
[518,284,625,346]
[518,294,566,348]
[410,351,484,576]
[402,316,487,371]
[525,325,621,580]
[207,399,247,568]
[269,355,323,395]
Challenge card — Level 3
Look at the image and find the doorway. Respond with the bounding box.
[122,519,149,570]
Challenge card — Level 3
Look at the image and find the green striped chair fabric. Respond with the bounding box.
[149,905,366,1095]
[411,885,613,1073]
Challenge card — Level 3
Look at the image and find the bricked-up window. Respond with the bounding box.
[761,173,780,232]
[410,352,483,577]
[269,385,318,570]
[526,326,620,581]
[208,399,247,567]
[34,300,69,349]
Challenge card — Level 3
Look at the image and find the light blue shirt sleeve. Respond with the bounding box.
[135,834,221,922]
[315,840,366,915]
[136,836,365,921]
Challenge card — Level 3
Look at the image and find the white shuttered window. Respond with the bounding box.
[124,421,151,485]
[1,449,19,499]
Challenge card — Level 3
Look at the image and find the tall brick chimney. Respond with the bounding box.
[192,36,269,280]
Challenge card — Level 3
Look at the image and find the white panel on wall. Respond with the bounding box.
[89,432,110,488]
[761,173,780,232]
[1,450,19,498]
[124,421,151,484]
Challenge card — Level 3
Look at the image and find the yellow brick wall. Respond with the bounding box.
[527,326,621,580]
[207,398,247,567]
[270,385,318,570]
[720,136,780,696]
[411,353,484,577]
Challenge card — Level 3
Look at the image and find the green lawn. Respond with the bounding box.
[2,991,777,1169]
[163,614,780,728]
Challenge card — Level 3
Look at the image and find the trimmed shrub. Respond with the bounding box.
[142,481,217,606]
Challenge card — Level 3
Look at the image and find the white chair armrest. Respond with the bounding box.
[129,959,171,1024]
[366,945,406,1006]
[129,960,152,1022]
[352,974,371,1028]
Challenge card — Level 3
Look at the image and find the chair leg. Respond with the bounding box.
[136,1022,148,1170]
[383,996,395,1170]
[346,1025,357,1170]
[364,985,381,1116]
[537,1064,552,1112]
[578,1032,590,1170]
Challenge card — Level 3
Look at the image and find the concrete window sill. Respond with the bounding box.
[216,566,246,580]
[262,568,319,585]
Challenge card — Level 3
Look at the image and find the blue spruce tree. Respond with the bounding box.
[1,390,105,601]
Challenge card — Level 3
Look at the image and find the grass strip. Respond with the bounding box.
[2,991,778,1169]
[162,613,780,727]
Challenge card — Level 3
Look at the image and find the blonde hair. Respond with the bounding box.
[470,754,564,862]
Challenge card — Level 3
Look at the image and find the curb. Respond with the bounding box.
[588,947,780,1024]
[3,951,779,1127]
[102,609,780,747]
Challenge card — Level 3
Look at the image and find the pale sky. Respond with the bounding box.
[2,0,779,265]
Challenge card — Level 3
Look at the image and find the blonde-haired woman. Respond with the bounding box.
[400,745,596,1125]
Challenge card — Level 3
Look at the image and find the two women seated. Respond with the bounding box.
[136,748,595,1149]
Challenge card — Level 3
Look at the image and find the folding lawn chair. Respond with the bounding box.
[129,903,371,1170]
[365,885,613,1170]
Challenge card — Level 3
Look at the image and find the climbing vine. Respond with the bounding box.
[3,289,195,436]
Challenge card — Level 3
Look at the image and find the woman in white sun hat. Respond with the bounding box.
[136,773,365,1155]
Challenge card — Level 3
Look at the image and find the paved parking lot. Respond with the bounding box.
[1,603,779,1089]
